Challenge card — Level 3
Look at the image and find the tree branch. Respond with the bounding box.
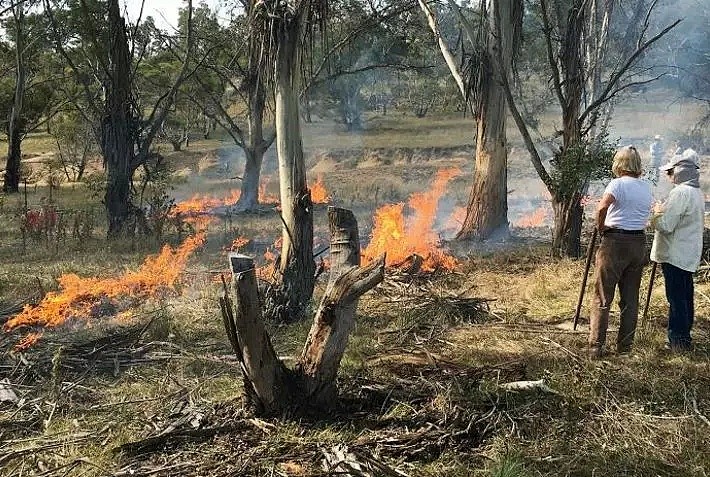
[578,18,681,127]
[540,0,565,108]
[417,0,467,99]
[493,0,553,192]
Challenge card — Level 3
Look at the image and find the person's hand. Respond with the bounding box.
[653,201,664,214]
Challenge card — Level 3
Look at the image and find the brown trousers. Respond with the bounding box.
[589,233,648,352]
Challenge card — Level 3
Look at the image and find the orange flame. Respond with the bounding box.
[513,207,548,228]
[310,175,331,204]
[172,195,224,216]
[257,237,282,282]
[4,233,206,337]
[15,331,44,351]
[259,183,279,205]
[231,236,250,251]
[171,190,241,228]
[363,168,461,271]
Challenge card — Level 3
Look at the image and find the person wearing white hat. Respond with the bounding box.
[650,149,704,351]
[648,135,664,185]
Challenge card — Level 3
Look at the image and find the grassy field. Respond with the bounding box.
[1,97,709,476]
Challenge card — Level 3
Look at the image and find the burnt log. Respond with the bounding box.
[221,207,385,414]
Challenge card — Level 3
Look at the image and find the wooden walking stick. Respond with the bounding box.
[642,261,658,327]
[573,227,598,330]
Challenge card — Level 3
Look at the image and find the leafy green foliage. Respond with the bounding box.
[48,111,98,182]
[550,136,615,200]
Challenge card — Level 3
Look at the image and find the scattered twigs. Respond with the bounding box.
[323,444,410,477]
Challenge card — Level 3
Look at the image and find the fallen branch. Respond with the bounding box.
[499,379,559,395]
[112,425,244,457]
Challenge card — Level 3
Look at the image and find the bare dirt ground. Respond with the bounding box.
[1,96,709,476]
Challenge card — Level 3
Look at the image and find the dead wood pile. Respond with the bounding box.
[376,269,494,324]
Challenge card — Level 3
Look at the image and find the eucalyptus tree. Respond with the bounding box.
[185,5,275,213]
[2,1,63,193]
[419,0,522,240]
[305,0,424,130]
[196,0,419,213]
[497,0,680,256]
[246,0,331,319]
[43,0,195,236]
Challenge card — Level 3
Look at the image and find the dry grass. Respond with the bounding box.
[2,98,709,476]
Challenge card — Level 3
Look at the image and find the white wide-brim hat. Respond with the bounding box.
[659,148,700,171]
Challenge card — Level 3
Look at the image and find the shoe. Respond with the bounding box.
[616,344,632,355]
[664,342,692,353]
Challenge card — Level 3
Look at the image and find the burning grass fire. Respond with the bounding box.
[4,233,206,348]
[171,191,240,218]
[310,175,331,204]
[171,182,282,223]
[363,168,461,271]
[512,207,549,228]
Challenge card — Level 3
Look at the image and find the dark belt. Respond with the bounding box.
[603,228,644,236]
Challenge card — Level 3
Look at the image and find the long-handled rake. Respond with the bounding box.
[573,228,598,330]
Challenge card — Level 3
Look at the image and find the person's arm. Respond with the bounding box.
[652,190,685,234]
[596,192,615,232]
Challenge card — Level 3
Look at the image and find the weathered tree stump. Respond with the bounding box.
[220,207,385,415]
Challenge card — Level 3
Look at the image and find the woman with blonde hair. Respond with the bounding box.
[589,146,653,358]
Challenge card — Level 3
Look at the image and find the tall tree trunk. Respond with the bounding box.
[3,5,26,194]
[552,194,583,258]
[236,77,269,212]
[235,148,263,211]
[4,129,23,194]
[221,207,385,415]
[102,0,136,237]
[457,0,518,240]
[552,1,586,257]
[274,19,315,319]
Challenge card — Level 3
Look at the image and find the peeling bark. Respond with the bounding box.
[221,207,385,415]
[274,18,315,319]
[456,0,519,240]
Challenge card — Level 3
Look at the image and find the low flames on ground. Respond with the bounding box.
[6,169,556,349]
[171,176,330,224]
[5,233,206,349]
[513,207,548,228]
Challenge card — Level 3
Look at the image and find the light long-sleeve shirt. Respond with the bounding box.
[651,184,704,272]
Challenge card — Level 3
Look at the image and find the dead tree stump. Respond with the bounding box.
[220,207,385,415]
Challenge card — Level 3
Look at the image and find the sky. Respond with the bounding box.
[124,0,226,31]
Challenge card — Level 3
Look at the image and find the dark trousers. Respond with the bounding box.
[661,263,694,348]
[589,233,647,352]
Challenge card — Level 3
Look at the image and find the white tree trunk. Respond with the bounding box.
[274,18,315,318]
